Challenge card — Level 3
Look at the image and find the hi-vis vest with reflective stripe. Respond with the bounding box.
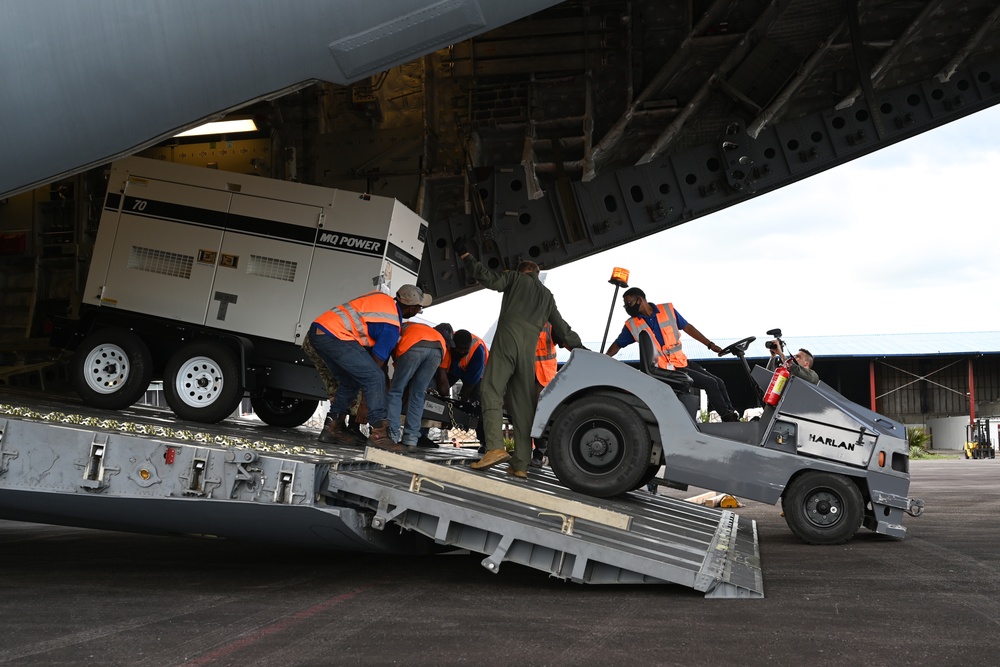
[314,291,400,347]
[458,334,489,371]
[394,322,446,363]
[626,303,688,370]
[534,322,557,386]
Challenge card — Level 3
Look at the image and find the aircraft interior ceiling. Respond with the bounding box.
[2,0,999,306]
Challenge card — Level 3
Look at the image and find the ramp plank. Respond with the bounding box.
[364,447,631,530]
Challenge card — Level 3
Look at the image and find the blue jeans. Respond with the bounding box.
[387,346,442,445]
[308,327,387,422]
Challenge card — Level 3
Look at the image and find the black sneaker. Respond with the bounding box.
[415,435,438,448]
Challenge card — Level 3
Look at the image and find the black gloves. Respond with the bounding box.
[453,236,469,256]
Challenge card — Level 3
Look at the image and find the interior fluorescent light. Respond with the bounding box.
[174,119,258,138]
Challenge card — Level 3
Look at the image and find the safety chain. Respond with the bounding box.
[444,398,478,440]
[0,403,329,456]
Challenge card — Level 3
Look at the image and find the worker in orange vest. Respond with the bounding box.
[530,322,558,467]
[386,322,451,448]
[605,286,739,421]
[447,328,489,450]
[449,329,489,401]
[308,284,431,450]
[534,322,558,388]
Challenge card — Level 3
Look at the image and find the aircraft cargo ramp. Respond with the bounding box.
[0,389,762,598]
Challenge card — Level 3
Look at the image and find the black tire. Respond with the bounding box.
[781,472,864,545]
[72,328,153,410]
[163,340,243,424]
[251,391,319,428]
[635,464,661,491]
[548,395,653,498]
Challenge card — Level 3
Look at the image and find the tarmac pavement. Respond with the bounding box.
[1,457,998,666]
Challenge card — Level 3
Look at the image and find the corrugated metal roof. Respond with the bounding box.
[561,331,1000,363]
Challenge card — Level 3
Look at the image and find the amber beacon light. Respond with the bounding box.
[609,267,630,287]
[600,267,630,353]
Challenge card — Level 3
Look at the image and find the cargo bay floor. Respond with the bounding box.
[1,456,997,665]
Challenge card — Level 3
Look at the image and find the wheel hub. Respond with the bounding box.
[573,422,622,470]
[585,434,613,458]
[174,356,224,408]
[83,344,130,394]
[805,491,841,526]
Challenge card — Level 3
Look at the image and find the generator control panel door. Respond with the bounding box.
[100,177,229,323]
[206,194,320,342]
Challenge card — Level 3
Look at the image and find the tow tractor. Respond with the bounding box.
[532,330,925,545]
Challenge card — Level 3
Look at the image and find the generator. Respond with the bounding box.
[58,157,428,426]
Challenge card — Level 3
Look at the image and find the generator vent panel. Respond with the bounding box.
[127,246,194,280]
[248,255,297,283]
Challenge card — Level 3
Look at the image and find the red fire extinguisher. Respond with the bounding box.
[763,365,790,406]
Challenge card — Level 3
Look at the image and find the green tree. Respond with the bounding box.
[907,426,930,458]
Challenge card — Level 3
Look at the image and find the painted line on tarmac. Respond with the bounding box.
[183,584,376,666]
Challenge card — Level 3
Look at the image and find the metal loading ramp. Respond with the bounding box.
[326,449,764,599]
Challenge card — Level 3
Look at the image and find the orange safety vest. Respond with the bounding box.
[458,334,489,371]
[314,291,400,347]
[626,303,688,370]
[393,322,447,368]
[534,322,557,386]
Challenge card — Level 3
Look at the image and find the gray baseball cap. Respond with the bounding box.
[396,284,432,307]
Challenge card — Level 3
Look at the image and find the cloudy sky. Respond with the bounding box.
[424,105,1000,346]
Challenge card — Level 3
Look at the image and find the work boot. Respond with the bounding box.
[344,416,368,446]
[366,419,405,453]
[317,413,351,445]
[506,466,528,480]
[469,448,511,470]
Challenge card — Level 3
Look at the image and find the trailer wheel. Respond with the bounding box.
[548,395,652,498]
[781,472,863,545]
[72,328,153,409]
[251,391,319,428]
[164,341,243,423]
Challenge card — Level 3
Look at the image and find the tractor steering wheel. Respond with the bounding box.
[719,336,756,357]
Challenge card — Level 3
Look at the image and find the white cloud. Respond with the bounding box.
[426,105,1000,344]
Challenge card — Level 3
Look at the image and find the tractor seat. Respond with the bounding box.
[638,331,694,392]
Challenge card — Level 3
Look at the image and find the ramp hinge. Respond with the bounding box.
[225,449,261,498]
[371,498,408,530]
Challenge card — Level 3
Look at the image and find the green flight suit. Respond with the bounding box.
[463,255,584,472]
[766,355,819,385]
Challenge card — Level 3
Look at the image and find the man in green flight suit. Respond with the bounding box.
[454,237,587,478]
